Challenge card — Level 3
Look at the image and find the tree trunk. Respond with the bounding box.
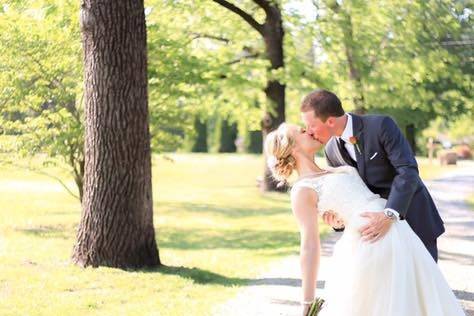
[261,5,286,192]
[191,118,208,153]
[72,0,160,268]
[218,119,238,153]
[247,130,262,154]
[71,152,84,202]
[210,1,287,191]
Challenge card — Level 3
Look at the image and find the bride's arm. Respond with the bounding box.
[291,187,321,310]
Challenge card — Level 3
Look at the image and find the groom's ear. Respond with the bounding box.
[325,117,336,127]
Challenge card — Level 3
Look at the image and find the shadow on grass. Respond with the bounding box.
[157,227,299,250]
[144,264,306,288]
[15,225,70,239]
[157,201,290,218]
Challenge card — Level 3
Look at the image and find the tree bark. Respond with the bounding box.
[72,0,160,268]
[261,5,286,192]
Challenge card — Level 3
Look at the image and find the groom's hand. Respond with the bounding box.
[359,212,393,242]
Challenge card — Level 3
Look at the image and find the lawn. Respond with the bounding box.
[0,154,324,316]
[0,153,455,316]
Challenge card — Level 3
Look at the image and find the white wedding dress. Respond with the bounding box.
[292,165,465,316]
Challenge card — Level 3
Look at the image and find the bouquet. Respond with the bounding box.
[305,298,325,316]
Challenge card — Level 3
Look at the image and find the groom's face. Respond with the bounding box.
[301,111,332,144]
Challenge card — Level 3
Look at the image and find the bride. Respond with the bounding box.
[265,123,465,316]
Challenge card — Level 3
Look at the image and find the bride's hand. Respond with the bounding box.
[321,210,344,229]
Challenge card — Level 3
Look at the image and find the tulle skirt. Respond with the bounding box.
[319,213,465,316]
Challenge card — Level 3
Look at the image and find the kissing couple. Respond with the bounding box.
[265,89,465,316]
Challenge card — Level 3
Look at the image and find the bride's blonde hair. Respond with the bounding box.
[265,123,297,182]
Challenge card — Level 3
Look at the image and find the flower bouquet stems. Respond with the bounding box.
[305,298,325,316]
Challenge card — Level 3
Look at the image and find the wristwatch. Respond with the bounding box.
[384,209,397,221]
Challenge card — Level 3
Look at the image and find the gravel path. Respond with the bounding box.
[426,166,474,315]
[213,162,474,316]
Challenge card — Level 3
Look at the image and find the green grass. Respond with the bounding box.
[0,154,327,316]
[0,152,455,315]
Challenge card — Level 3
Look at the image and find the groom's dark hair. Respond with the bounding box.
[301,89,345,122]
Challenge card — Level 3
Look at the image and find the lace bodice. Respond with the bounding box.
[291,166,387,229]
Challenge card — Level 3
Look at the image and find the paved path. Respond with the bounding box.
[214,163,474,316]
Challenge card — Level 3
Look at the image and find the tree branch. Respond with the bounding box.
[227,52,261,65]
[253,0,273,14]
[212,0,264,35]
[0,160,80,201]
[190,32,231,43]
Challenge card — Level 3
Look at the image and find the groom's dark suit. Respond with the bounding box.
[324,114,445,261]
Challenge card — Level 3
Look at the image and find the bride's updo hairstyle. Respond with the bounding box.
[265,123,297,183]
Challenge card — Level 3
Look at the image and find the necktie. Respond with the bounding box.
[337,138,357,168]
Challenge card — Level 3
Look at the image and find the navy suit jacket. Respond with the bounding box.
[324,114,445,244]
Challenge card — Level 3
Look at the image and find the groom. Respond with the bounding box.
[301,89,445,261]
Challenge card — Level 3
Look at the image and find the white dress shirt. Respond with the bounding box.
[339,114,357,161]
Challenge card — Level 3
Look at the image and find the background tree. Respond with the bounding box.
[146,3,213,153]
[191,118,208,153]
[0,0,84,200]
[210,0,287,191]
[0,0,208,200]
[71,0,160,268]
[311,0,472,152]
[218,119,238,152]
[1,0,471,199]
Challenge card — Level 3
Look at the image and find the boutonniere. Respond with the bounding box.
[349,136,362,155]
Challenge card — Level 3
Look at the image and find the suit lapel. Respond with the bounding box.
[351,114,366,180]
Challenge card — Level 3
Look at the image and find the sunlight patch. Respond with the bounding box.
[0,180,65,192]
[0,234,5,257]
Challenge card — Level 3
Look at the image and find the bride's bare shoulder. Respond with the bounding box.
[290,184,318,207]
[290,179,320,200]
